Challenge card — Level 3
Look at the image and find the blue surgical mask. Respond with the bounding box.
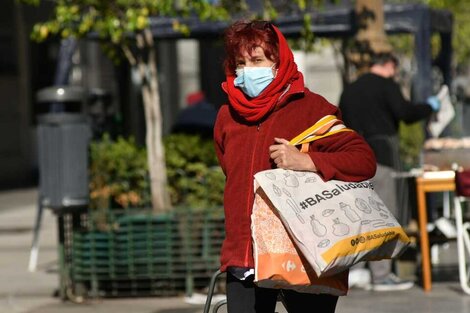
[234,66,275,98]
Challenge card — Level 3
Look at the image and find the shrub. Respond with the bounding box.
[89,134,150,210]
[89,133,225,212]
[164,133,224,211]
[399,121,425,170]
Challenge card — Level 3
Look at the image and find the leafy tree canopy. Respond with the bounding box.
[20,0,235,43]
[390,0,470,65]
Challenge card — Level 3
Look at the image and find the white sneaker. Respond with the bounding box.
[435,217,457,238]
[184,293,226,305]
[371,273,414,292]
[348,268,371,289]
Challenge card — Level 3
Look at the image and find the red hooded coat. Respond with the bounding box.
[214,25,376,277]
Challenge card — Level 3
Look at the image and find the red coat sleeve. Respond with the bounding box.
[213,105,228,175]
[308,130,377,182]
[304,97,377,182]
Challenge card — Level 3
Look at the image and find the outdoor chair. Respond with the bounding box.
[203,270,227,313]
[453,168,470,295]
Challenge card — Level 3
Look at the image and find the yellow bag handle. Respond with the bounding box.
[289,115,353,152]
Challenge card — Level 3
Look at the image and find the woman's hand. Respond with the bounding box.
[269,138,317,171]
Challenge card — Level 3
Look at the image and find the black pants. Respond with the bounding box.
[226,272,338,313]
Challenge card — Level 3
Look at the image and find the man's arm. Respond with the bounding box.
[385,79,433,124]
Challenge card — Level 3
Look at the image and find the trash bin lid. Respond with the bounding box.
[36,86,85,103]
[38,113,89,125]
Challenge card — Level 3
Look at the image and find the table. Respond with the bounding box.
[415,171,455,292]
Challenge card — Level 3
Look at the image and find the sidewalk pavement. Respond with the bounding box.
[1,188,470,313]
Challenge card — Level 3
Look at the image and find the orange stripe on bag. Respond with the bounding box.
[289,115,353,147]
[321,227,410,263]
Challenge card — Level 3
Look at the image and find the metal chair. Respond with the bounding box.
[453,168,470,295]
[203,270,227,313]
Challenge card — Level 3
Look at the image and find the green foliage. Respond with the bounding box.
[388,34,414,57]
[89,133,225,210]
[164,133,224,210]
[425,0,470,64]
[399,121,425,170]
[21,0,233,45]
[19,0,331,48]
[268,0,332,51]
[89,134,150,210]
[389,0,470,65]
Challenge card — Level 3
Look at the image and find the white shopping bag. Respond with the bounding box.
[254,169,410,278]
[428,85,455,138]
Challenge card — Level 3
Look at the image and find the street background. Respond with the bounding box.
[1,188,470,313]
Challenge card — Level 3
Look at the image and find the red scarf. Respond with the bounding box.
[222,25,304,123]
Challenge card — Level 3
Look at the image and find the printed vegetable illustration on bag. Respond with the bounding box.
[253,169,410,278]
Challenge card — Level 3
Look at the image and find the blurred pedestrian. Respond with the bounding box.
[214,19,377,313]
[172,91,217,137]
[339,52,440,291]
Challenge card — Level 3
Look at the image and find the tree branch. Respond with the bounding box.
[122,45,136,66]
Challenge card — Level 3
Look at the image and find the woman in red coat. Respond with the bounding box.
[214,20,376,313]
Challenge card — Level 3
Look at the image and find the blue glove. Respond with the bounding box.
[426,96,441,112]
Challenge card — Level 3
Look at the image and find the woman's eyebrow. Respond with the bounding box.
[249,53,264,59]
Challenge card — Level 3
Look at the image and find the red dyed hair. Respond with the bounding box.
[223,20,279,75]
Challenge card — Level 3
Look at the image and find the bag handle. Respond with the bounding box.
[289,115,353,153]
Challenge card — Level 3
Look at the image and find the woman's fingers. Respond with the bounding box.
[269,138,291,153]
[270,138,295,168]
[273,137,290,145]
[269,138,288,159]
[269,137,316,171]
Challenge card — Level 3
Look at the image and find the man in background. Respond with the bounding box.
[339,52,440,291]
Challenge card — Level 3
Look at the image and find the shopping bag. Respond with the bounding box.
[254,169,411,278]
[252,185,348,295]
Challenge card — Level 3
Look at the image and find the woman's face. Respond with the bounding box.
[236,46,275,71]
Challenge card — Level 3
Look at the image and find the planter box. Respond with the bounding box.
[68,209,224,298]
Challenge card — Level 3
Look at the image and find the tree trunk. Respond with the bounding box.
[135,30,171,213]
[355,0,391,53]
[350,0,392,71]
